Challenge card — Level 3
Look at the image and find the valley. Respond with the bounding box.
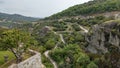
[0,0,120,68]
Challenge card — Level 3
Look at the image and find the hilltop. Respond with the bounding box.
[0,12,39,28]
[0,12,39,22]
[46,0,120,19]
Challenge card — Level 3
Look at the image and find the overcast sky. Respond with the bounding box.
[0,0,90,18]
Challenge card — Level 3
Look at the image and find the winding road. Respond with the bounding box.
[44,33,65,68]
[44,26,66,68]
[44,25,88,68]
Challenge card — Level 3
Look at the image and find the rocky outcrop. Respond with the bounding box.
[86,22,120,54]
[8,49,45,68]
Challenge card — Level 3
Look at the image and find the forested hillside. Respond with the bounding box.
[46,0,120,19]
[0,12,39,22]
[0,0,120,68]
[0,12,39,28]
[33,0,120,68]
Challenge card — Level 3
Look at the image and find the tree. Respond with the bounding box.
[50,44,90,67]
[45,38,55,50]
[0,29,37,63]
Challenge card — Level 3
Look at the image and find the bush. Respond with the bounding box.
[76,53,90,65]
[45,39,56,50]
[87,62,98,68]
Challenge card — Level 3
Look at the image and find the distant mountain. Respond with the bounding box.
[46,0,120,19]
[0,12,39,28]
[0,12,39,22]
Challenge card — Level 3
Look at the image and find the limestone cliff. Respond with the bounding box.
[86,21,120,54]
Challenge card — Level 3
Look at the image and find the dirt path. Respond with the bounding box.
[44,50,57,68]
[44,26,66,68]
[78,25,88,33]
[59,34,65,44]
[44,34,65,68]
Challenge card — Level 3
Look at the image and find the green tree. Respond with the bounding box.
[0,29,37,63]
[50,44,91,68]
[45,38,56,50]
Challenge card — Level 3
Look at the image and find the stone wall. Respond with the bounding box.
[8,50,44,68]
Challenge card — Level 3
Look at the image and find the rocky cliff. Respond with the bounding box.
[86,21,120,54]
[85,21,120,67]
[8,49,45,68]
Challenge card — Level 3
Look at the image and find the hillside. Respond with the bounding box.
[46,0,120,19]
[0,0,120,68]
[0,12,39,28]
[31,0,120,68]
[0,12,39,22]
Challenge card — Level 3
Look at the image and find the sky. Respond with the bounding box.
[0,0,90,18]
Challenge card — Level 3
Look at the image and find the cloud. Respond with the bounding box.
[0,1,4,4]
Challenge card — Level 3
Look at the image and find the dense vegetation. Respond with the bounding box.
[0,0,120,68]
[0,29,37,63]
[46,0,120,19]
[63,15,115,27]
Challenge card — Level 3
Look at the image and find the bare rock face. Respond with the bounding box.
[86,22,120,54]
[8,50,45,68]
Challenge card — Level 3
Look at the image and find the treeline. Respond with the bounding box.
[46,0,120,19]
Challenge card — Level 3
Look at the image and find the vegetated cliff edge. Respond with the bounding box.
[8,49,45,68]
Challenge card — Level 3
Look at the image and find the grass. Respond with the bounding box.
[0,51,15,66]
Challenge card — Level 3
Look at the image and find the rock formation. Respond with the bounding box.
[86,22,120,54]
